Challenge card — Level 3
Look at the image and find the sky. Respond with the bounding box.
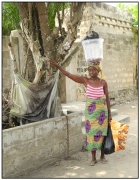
[105,2,138,6]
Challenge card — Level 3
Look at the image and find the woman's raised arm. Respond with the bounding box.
[50,60,87,85]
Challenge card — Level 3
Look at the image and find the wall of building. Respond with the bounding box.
[3,112,83,178]
[65,3,138,104]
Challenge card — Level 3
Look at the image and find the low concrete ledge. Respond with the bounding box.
[2,112,83,178]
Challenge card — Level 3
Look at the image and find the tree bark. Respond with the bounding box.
[16,2,86,84]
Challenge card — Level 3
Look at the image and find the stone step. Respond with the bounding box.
[111,109,118,116]
[81,114,130,135]
[62,107,118,116]
[112,114,130,124]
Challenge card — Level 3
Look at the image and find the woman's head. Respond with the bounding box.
[87,65,102,78]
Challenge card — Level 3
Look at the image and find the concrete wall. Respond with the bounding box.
[2,30,35,95]
[65,53,78,102]
[3,112,83,178]
[2,36,11,93]
[65,3,138,104]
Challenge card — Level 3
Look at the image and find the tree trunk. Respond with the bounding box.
[7,2,86,127]
[17,2,86,84]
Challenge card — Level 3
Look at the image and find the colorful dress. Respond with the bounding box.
[85,83,108,151]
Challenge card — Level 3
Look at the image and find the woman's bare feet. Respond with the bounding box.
[89,159,97,166]
[100,157,108,164]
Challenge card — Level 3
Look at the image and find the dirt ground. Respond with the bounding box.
[19,97,138,179]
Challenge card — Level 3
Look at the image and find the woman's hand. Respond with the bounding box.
[50,60,59,68]
[50,60,87,84]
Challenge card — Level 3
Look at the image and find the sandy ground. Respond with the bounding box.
[19,97,138,179]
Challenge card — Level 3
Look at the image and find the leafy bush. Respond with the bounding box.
[2,2,20,35]
[117,3,138,35]
[2,2,70,35]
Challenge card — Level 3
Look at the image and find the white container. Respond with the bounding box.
[81,38,104,62]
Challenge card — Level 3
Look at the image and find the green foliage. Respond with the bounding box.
[128,5,138,26]
[2,2,20,35]
[118,3,138,24]
[48,2,70,29]
[117,3,125,9]
[2,2,70,35]
[117,3,138,35]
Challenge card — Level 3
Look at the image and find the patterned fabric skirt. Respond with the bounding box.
[85,96,108,151]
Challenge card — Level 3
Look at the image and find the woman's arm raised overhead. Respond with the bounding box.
[50,60,87,85]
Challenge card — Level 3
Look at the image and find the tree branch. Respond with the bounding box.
[56,3,62,36]
[61,45,79,68]
[56,3,85,61]
[28,2,33,39]
[62,3,65,24]
[70,3,73,21]
[8,42,18,73]
[23,46,30,78]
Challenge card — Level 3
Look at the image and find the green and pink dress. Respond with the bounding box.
[85,83,108,151]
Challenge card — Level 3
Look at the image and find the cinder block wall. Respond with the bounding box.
[65,3,138,104]
[2,36,11,93]
[3,112,83,178]
[2,30,35,94]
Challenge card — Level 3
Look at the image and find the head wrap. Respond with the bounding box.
[91,65,101,72]
[88,63,104,79]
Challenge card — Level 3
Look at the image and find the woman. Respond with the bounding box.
[50,60,112,166]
